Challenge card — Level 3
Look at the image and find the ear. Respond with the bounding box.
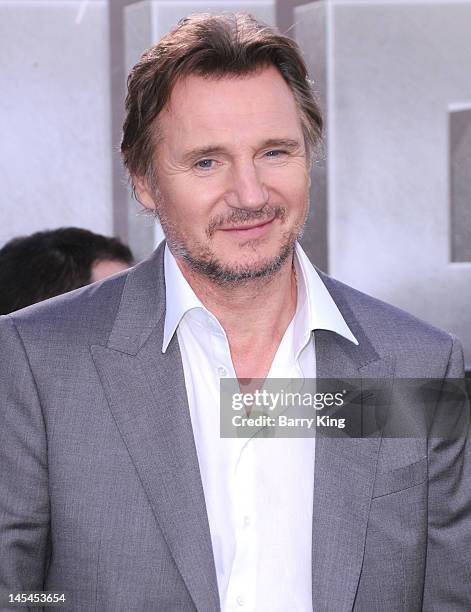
[132,175,158,211]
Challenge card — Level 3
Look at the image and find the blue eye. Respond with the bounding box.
[195,159,214,169]
[265,150,286,158]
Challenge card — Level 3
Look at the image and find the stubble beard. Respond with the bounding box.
[154,199,307,288]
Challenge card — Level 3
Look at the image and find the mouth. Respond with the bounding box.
[219,217,275,238]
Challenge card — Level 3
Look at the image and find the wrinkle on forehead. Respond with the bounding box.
[162,66,301,125]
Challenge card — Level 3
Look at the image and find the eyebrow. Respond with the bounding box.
[181,138,302,165]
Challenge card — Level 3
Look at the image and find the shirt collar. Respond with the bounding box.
[293,242,358,347]
[162,244,206,353]
[162,242,358,353]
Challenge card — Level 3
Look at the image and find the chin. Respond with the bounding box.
[182,240,295,286]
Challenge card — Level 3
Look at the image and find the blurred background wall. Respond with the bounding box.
[1,0,470,368]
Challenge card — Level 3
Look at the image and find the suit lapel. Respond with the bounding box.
[90,243,220,612]
[311,278,396,611]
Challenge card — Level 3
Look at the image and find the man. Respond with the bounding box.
[0,13,470,612]
[0,227,133,315]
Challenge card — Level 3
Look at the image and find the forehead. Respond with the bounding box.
[158,66,303,148]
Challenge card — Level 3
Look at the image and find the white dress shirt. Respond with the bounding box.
[162,242,357,612]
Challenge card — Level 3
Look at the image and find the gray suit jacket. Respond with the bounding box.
[1,242,470,611]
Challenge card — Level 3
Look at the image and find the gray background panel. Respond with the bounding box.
[0,0,112,245]
[450,107,471,262]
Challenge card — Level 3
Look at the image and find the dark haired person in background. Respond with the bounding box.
[0,13,470,612]
[0,227,133,315]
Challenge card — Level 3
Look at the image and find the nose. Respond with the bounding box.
[226,161,269,210]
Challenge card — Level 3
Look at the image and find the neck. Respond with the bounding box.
[174,251,298,378]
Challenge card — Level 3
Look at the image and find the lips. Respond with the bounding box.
[220,218,275,232]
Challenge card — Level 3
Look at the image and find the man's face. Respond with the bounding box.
[136,66,310,284]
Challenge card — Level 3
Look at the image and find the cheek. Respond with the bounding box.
[159,179,217,229]
[264,165,309,207]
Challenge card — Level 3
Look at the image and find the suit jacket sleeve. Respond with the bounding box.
[423,335,471,610]
[0,316,50,602]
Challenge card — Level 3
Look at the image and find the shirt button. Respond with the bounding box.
[217,366,227,377]
[236,596,245,606]
[243,515,251,527]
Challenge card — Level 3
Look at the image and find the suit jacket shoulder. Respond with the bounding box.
[317,269,461,378]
